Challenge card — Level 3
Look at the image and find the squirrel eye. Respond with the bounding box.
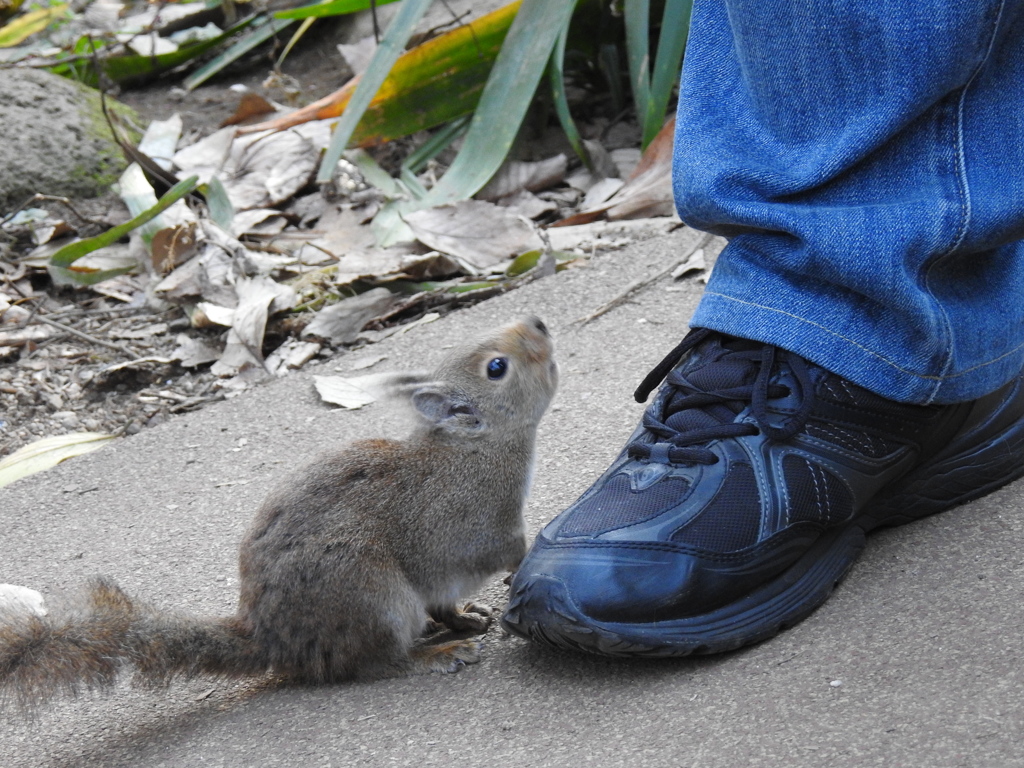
[486,357,508,380]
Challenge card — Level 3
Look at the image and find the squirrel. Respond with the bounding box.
[0,316,557,710]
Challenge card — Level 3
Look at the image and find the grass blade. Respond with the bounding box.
[184,15,294,91]
[316,0,435,183]
[548,16,592,172]
[277,16,317,67]
[402,115,469,174]
[623,0,650,134]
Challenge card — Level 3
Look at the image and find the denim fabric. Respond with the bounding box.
[674,0,1024,404]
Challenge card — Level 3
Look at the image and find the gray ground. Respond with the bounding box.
[2,227,1023,768]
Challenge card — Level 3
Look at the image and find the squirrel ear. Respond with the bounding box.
[411,387,486,434]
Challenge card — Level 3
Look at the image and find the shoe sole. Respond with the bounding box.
[503,402,1024,658]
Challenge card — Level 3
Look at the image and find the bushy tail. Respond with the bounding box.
[0,577,267,711]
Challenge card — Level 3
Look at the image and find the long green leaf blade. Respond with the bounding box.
[316,0,435,184]
[49,176,198,268]
[275,0,400,20]
[419,0,577,206]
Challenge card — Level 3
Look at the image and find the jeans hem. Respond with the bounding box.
[691,290,1024,405]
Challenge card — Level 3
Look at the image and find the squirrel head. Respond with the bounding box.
[411,316,558,440]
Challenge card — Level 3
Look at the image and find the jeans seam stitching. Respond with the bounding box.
[703,290,1024,382]
[921,0,1007,404]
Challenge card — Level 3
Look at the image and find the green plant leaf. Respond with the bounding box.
[47,17,256,86]
[0,4,67,48]
[200,176,234,232]
[48,176,197,284]
[347,149,404,198]
[183,15,294,91]
[547,16,592,171]
[0,432,114,489]
[244,5,516,148]
[274,0,400,20]
[316,0,435,183]
[506,248,578,276]
[505,249,542,277]
[643,0,691,148]
[417,0,578,206]
[624,0,651,134]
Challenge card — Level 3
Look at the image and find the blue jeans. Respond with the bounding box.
[675,0,1024,405]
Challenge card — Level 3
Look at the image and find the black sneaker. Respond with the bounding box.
[502,329,1024,657]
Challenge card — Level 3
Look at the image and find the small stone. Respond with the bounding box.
[830,680,843,688]
[53,410,81,429]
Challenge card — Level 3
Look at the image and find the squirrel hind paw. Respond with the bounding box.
[410,638,482,674]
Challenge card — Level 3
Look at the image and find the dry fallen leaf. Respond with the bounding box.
[151,222,199,274]
[211,276,298,377]
[349,353,388,371]
[210,122,333,211]
[475,155,568,201]
[403,200,543,273]
[0,432,115,489]
[671,248,706,279]
[313,375,380,410]
[496,190,558,220]
[554,118,676,227]
[312,371,425,410]
[302,287,401,345]
[220,93,278,128]
[171,333,222,368]
[265,339,321,376]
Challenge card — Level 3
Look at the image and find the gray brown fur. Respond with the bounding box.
[0,317,557,709]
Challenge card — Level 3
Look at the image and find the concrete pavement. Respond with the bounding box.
[2,226,1023,767]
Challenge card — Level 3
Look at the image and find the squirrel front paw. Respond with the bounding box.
[429,602,493,634]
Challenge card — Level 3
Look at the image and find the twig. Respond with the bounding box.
[573,232,713,326]
[0,194,107,228]
[2,305,150,332]
[33,315,142,360]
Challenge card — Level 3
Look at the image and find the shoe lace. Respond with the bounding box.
[628,328,815,465]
